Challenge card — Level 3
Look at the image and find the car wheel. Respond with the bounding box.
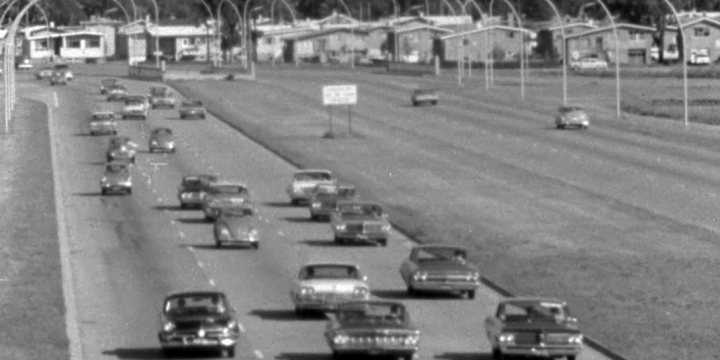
[310,214,318,221]
[556,124,565,130]
[142,116,147,120]
[180,203,187,209]
[290,199,299,206]
[252,243,259,250]
[412,101,418,106]
[106,156,112,162]
[378,238,387,247]
[112,131,117,135]
[131,157,136,164]
[431,101,438,105]
[200,115,206,119]
[180,115,186,120]
[492,347,501,360]
[407,286,415,296]
[126,188,132,195]
[101,189,107,195]
[171,149,176,153]
[205,215,213,222]
[467,290,475,299]
[215,241,221,248]
[334,236,344,244]
[581,124,589,130]
[401,354,414,360]
[332,351,341,360]
[122,116,127,120]
[149,148,154,153]
[225,346,236,358]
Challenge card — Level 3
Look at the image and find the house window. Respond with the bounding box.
[67,39,81,48]
[507,31,514,39]
[694,27,710,37]
[182,38,189,46]
[628,30,642,41]
[36,39,48,50]
[463,38,470,46]
[88,39,100,48]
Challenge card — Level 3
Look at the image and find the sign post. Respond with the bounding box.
[322,85,357,136]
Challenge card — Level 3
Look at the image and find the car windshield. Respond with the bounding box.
[502,302,568,323]
[415,247,466,262]
[110,137,129,146]
[414,89,436,95]
[339,204,382,217]
[125,100,143,106]
[213,185,247,194]
[301,265,361,280]
[106,163,127,173]
[54,64,68,69]
[182,100,203,107]
[338,187,356,198]
[338,303,406,323]
[151,88,168,96]
[314,184,338,194]
[93,113,114,120]
[111,85,127,91]
[221,207,253,217]
[164,294,227,315]
[152,128,172,136]
[560,106,583,113]
[294,172,331,181]
[315,192,338,201]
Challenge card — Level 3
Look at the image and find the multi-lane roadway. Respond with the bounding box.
[19,74,612,360]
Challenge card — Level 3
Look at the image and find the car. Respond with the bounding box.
[331,201,391,246]
[15,57,32,70]
[325,301,420,360]
[484,297,584,360]
[411,88,439,106]
[106,136,138,163]
[399,245,480,299]
[125,94,150,109]
[157,291,241,358]
[309,184,357,221]
[53,63,73,80]
[290,263,370,316]
[34,67,54,80]
[89,111,117,136]
[213,206,259,249]
[149,86,176,109]
[101,162,132,195]
[49,71,68,86]
[569,57,608,71]
[100,78,119,94]
[149,127,176,153]
[177,174,219,209]
[203,182,252,221]
[179,100,207,119]
[555,105,589,130]
[107,85,129,102]
[287,169,336,205]
[689,48,711,65]
[122,98,148,120]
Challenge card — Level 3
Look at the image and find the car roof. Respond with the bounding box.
[336,200,380,207]
[414,244,466,251]
[212,181,247,187]
[92,111,115,116]
[164,291,227,300]
[295,169,332,175]
[301,262,361,268]
[183,174,218,180]
[500,297,567,307]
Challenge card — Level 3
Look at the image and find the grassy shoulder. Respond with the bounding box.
[0,100,68,359]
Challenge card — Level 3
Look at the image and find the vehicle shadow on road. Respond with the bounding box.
[299,239,379,248]
[72,132,95,137]
[435,352,493,360]
[85,161,108,166]
[73,192,105,197]
[275,352,330,360]
[152,205,193,211]
[262,201,296,208]
[175,217,210,224]
[179,243,253,251]
[371,289,467,301]
[248,309,327,322]
[281,216,317,223]
[101,347,164,359]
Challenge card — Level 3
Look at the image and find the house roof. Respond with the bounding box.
[549,22,596,31]
[27,30,104,41]
[676,17,720,29]
[392,24,454,34]
[293,27,369,41]
[317,11,359,25]
[440,25,531,40]
[146,24,216,37]
[565,23,655,39]
[389,16,432,27]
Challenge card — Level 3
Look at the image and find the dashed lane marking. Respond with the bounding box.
[278,231,285,236]
[254,350,264,359]
[198,262,204,268]
[53,91,59,107]
[209,279,216,286]
[188,246,195,252]
[178,231,185,238]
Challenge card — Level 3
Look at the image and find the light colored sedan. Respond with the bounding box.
[287,169,336,205]
[555,106,590,130]
[570,58,608,71]
[290,263,370,316]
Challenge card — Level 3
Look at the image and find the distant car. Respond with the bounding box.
[53,63,73,80]
[149,86,176,109]
[49,71,67,86]
[214,205,259,249]
[89,111,117,136]
[149,127,175,153]
[106,136,138,163]
[309,184,357,221]
[399,245,480,299]
[101,162,132,195]
[570,58,608,71]
[107,85,129,101]
[331,201,391,246]
[484,297,584,360]
[34,67,54,80]
[287,169,336,205]
[689,48,711,65]
[122,98,148,120]
[325,301,420,360]
[100,78,119,94]
[177,174,219,209]
[411,88,439,106]
[125,95,150,109]
[555,105,589,129]
[158,291,240,358]
[203,182,252,221]
[179,100,206,119]
[15,57,32,70]
[291,263,370,316]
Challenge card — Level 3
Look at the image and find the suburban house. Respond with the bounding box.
[117,19,149,64]
[387,24,453,63]
[256,26,315,62]
[666,17,720,63]
[550,22,597,57]
[364,25,393,60]
[22,27,105,62]
[438,25,532,64]
[315,11,361,29]
[79,16,124,58]
[285,27,369,63]
[118,18,218,63]
[564,23,656,64]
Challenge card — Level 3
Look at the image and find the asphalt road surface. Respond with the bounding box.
[20,74,612,360]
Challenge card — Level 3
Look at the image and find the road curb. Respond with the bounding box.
[168,81,630,360]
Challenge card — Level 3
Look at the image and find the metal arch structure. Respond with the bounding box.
[453,0,468,83]
[0,0,21,27]
[537,0,567,105]
[127,0,137,20]
[486,0,524,98]
[436,0,458,84]
[661,0,688,126]
[110,0,131,23]
[244,1,264,70]
[193,0,218,67]
[146,0,160,67]
[217,0,242,66]
[270,0,297,25]
[29,3,53,62]
[584,0,620,117]
[337,0,356,69]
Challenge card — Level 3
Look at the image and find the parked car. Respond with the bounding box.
[309,184,357,221]
[570,58,608,71]
[213,205,259,249]
[555,105,589,130]
[325,301,420,360]
[290,263,370,316]
[399,245,480,299]
[203,182,252,221]
[49,71,67,86]
[179,100,206,119]
[122,98,148,120]
[411,88,439,106]
[158,291,241,358]
[689,48,711,65]
[107,85,129,101]
[287,169,336,205]
[484,298,584,360]
[34,66,54,80]
[89,111,117,136]
[106,136,138,163]
[177,174,219,209]
[100,78,119,94]
[149,127,176,153]
[149,86,176,109]
[15,57,32,70]
[100,162,132,195]
[53,63,73,80]
[331,201,391,246]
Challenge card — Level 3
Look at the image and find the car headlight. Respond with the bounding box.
[227,320,237,329]
[568,334,583,344]
[412,271,427,281]
[219,227,230,237]
[471,272,480,281]
[163,321,175,332]
[335,224,346,232]
[404,335,419,345]
[499,333,515,344]
[333,334,350,344]
[311,202,321,208]
[101,177,108,183]
[167,142,175,147]
[247,228,258,239]
[353,287,369,297]
[299,286,314,296]
[382,224,392,232]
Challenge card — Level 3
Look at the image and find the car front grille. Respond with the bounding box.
[514,332,540,345]
[424,274,473,282]
[346,223,363,233]
[363,222,384,233]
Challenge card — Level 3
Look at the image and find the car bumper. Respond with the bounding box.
[181,111,205,117]
[500,345,582,358]
[90,127,116,134]
[216,234,258,245]
[334,231,389,241]
[293,295,368,311]
[557,120,589,127]
[158,333,238,349]
[179,192,205,205]
[330,346,418,357]
[102,184,131,192]
[410,281,480,292]
[150,143,174,151]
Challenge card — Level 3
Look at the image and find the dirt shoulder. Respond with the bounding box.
[0,99,68,359]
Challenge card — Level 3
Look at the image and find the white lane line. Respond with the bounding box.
[198,261,205,268]
[53,91,59,108]
[157,197,162,202]
[209,279,216,286]
[188,246,195,252]
[402,241,413,248]
[47,99,82,360]
[178,231,185,238]
[254,350,264,359]
[277,231,285,236]
[264,218,270,223]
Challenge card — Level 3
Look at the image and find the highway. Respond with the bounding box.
[21,74,612,360]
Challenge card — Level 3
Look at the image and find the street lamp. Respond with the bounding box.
[404,4,422,16]
[582,1,620,117]
[536,0,567,105]
[270,0,298,66]
[337,0,356,69]
[660,0,688,126]
[109,0,131,23]
[218,0,242,66]
[195,0,218,66]
[244,3,263,69]
[485,0,524,98]
[144,0,160,67]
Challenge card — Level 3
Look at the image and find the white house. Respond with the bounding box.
[23,28,105,61]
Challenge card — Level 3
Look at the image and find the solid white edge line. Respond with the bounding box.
[47,98,83,359]
[53,91,59,108]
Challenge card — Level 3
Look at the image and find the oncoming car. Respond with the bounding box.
[179,100,206,119]
[555,105,589,130]
[290,263,370,316]
[570,57,608,71]
[213,206,259,249]
[101,162,132,195]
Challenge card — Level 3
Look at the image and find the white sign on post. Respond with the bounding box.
[322,85,357,106]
